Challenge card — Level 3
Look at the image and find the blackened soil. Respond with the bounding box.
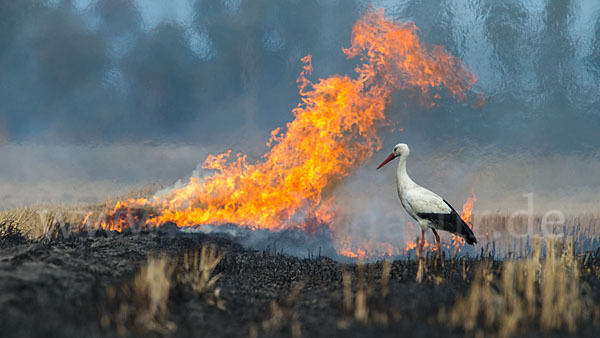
[0,231,599,338]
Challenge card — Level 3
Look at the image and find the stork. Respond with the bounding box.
[377,143,476,264]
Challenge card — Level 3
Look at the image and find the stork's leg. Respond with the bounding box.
[418,229,425,258]
[431,229,444,267]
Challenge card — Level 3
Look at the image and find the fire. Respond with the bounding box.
[336,236,399,260]
[450,189,477,251]
[100,10,477,258]
[461,189,477,225]
[404,240,433,254]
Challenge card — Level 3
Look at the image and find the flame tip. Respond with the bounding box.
[102,9,479,259]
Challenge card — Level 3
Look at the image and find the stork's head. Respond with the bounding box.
[377,143,409,169]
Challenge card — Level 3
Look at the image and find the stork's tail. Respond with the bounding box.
[442,200,477,245]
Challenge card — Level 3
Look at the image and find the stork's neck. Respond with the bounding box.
[396,155,416,193]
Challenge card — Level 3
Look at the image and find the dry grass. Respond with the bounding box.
[440,238,594,337]
[0,207,92,241]
[0,184,162,241]
[338,260,396,327]
[0,209,26,238]
[0,205,104,241]
[104,244,225,335]
[250,280,306,338]
[105,256,176,335]
[474,213,600,257]
[412,248,445,284]
[130,256,176,332]
[178,245,226,309]
[2,183,600,259]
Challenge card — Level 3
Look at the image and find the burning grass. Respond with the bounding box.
[98,9,478,247]
[0,4,598,337]
[3,198,600,263]
[0,184,162,241]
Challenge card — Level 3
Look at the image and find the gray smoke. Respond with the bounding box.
[1,0,600,222]
[2,1,599,149]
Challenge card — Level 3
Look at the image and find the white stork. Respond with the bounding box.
[377,143,476,263]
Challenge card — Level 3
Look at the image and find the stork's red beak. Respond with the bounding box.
[377,153,397,170]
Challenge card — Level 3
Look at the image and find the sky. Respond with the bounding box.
[1,0,600,209]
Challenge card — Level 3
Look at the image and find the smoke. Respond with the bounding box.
[0,0,361,144]
[2,0,598,149]
[0,143,226,208]
[385,0,600,152]
[2,0,600,223]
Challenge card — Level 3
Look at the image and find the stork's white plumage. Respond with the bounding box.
[377,143,476,263]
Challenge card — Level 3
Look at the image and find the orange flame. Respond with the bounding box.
[449,189,477,251]
[337,236,399,260]
[101,10,477,257]
[461,189,477,225]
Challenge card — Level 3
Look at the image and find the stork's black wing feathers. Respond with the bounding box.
[416,200,477,245]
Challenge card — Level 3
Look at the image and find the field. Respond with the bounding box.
[2,207,600,338]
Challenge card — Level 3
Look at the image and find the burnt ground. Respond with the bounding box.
[0,230,599,338]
